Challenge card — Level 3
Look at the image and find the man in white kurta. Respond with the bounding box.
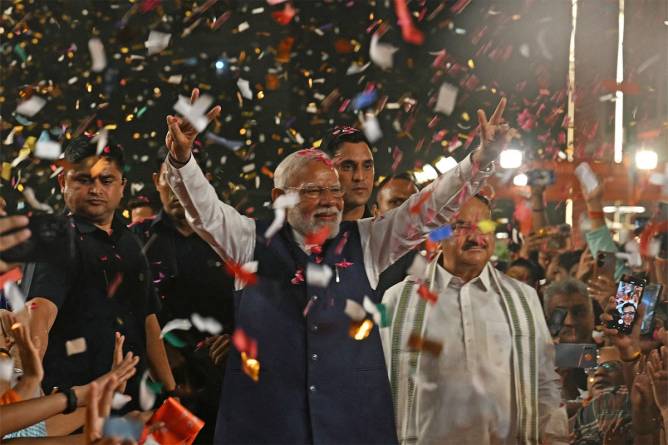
[381,196,569,445]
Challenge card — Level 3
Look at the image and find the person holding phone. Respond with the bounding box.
[620,303,637,329]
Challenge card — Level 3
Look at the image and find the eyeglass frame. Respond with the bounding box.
[286,184,345,200]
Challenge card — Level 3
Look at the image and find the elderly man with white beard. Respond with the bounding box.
[162,89,511,445]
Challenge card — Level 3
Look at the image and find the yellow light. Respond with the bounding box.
[125,114,134,122]
[468,59,475,69]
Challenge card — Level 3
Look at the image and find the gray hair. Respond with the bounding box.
[273,149,332,189]
[543,278,590,314]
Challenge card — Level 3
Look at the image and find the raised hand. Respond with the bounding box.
[648,346,668,414]
[165,88,221,164]
[111,332,128,394]
[85,378,124,445]
[587,274,617,309]
[74,352,139,409]
[472,97,517,167]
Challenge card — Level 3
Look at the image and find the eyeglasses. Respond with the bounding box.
[288,185,344,200]
[594,361,622,372]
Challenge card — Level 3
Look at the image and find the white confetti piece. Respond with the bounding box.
[23,187,54,213]
[111,392,132,410]
[264,192,299,239]
[65,337,87,356]
[362,296,381,325]
[173,94,214,133]
[615,252,642,267]
[264,208,286,240]
[145,31,171,56]
[16,96,46,117]
[167,74,183,85]
[346,61,371,75]
[407,254,429,280]
[344,299,366,322]
[237,78,253,100]
[139,371,156,411]
[237,21,250,32]
[574,162,599,195]
[205,132,243,151]
[434,82,458,116]
[369,33,398,70]
[3,281,25,313]
[0,358,14,382]
[34,140,61,160]
[273,191,300,209]
[306,264,333,288]
[191,313,223,335]
[88,38,107,72]
[144,434,160,445]
[160,319,192,338]
[361,114,382,143]
[93,128,108,156]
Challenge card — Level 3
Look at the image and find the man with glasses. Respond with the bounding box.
[25,136,175,410]
[382,194,567,444]
[162,89,509,444]
[620,303,637,328]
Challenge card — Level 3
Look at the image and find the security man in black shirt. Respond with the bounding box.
[131,146,234,444]
[26,137,175,409]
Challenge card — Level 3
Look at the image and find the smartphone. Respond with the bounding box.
[607,276,646,335]
[0,214,75,263]
[555,343,598,368]
[575,162,599,195]
[527,169,556,187]
[102,416,143,441]
[640,283,663,335]
[548,307,568,337]
[595,251,616,280]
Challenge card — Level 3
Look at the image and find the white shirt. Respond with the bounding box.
[165,153,492,290]
[382,262,568,445]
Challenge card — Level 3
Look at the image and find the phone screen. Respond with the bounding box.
[640,284,663,335]
[595,251,616,280]
[548,307,568,337]
[608,278,645,335]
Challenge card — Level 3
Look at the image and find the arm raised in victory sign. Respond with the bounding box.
[164,88,256,267]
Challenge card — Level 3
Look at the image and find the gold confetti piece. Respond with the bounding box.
[241,351,260,382]
[477,219,497,234]
[467,59,475,69]
[461,112,470,122]
[1,163,11,181]
[349,319,374,341]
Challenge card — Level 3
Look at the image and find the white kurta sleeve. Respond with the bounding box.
[358,153,494,289]
[165,156,256,268]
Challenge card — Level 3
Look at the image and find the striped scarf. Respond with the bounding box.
[387,260,541,444]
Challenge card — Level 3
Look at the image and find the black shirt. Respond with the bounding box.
[131,210,235,337]
[26,213,160,403]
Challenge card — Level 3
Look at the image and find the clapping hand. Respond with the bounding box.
[165,88,221,163]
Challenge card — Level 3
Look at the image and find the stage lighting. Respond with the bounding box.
[434,156,457,173]
[513,173,528,186]
[635,149,657,170]
[499,149,523,169]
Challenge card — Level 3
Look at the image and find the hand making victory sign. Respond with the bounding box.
[165,88,222,164]
[471,97,517,168]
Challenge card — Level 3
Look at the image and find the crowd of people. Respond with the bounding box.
[0,89,666,445]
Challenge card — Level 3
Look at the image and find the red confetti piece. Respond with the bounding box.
[305,225,331,253]
[107,273,123,298]
[409,191,432,215]
[334,231,350,255]
[394,0,424,45]
[224,261,258,286]
[335,260,353,269]
[0,267,22,289]
[291,267,305,285]
[233,328,258,359]
[450,0,471,14]
[271,2,296,25]
[417,282,438,304]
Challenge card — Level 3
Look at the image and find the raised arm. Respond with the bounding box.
[360,97,512,285]
[164,88,255,266]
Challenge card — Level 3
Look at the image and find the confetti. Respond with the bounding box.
[349,319,374,340]
[145,31,171,56]
[107,272,124,298]
[232,328,258,359]
[34,138,61,161]
[407,254,429,279]
[111,393,133,410]
[361,114,382,143]
[190,313,223,335]
[417,282,438,304]
[205,132,243,151]
[394,0,424,45]
[428,224,453,242]
[407,333,443,355]
[304,226,331,254]
[409,191,432,215]
[65,337,87,356]
[139,370,157,411]
[173,94,214,133]
[3,281,25,313]
[241,351,260,382]
[88,38,107,72]
[477,219,497,234]
[160,318,192,338]
[574,163,599,195]
[369,33,398,70]
[224,261,258,286]
[344,299,367,322]
[0,358,14,382]
[237,78,253,100]
[434,82,458,116]
[306,263,333,288]
[15,96,46,117]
